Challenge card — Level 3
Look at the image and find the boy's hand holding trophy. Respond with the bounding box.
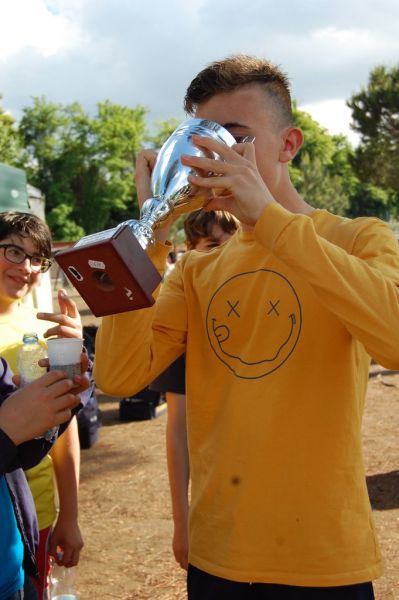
[55,119,236,316]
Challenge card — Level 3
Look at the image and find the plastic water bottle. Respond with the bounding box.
[16,332,47,386]
[16,332,58,441]
[50,563,78,600]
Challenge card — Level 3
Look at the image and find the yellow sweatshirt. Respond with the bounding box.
[94,203,399,586]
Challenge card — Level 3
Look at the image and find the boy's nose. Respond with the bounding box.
[17,257,33,272]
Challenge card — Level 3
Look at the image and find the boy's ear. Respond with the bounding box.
[185,239,193,250]
[279,127,304,163]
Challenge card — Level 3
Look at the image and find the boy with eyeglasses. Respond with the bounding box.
[0,211,87,599]
[0,243,52,273]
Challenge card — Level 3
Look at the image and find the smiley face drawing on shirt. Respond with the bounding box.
[206,269,302,379]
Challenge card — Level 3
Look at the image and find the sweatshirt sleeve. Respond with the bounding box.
[94,241,187,397]
[254,202,399,368]
[0,357,77,471]
[0,357,17,397]
[0,428,19,474]
[0,357,19,473]
[0,421,54,473]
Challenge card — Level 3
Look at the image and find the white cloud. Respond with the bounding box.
[310,26,399,61]
[0,0,85,60]
[312,27,369,45]
[300,99,360,146]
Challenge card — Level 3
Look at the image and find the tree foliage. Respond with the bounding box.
[348,64,399,215]
[148,118,180,150]
[0,97,24,166]
[47,203,85,240]
[290,105,352,215]
[345,182,391,220]
[18,97,149,239]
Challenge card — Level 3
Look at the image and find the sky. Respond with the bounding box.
[0,0,398,147]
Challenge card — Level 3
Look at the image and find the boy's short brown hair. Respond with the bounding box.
[184,54,293,129]
[0,211,52,258]
[184,210,238,248]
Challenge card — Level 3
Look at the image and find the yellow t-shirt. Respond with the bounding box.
[0,303,49,372]
[0,303,57,529]
[94,203,399,586]
[24,456,56,530]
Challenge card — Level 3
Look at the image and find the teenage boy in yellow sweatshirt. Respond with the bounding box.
[94,55,399,599]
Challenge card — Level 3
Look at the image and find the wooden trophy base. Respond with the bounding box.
[54,224,162,317]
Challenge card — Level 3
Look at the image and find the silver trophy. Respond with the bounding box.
[124,117,236,249]
[55,118,236,316]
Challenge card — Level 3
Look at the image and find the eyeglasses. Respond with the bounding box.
[0,244,52,273]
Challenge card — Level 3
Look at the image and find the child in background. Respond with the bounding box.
[150,209,238,569]
[0,211,87,599]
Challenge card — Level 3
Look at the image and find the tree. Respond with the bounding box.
[0,96,24,166]
[18,97,149,239]
[47,203,85,240]
[345,182,391,220]
[148,118,180,150]
[348,64,399,215]
[290,105,352,215]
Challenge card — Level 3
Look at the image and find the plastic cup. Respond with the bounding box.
[47,338,83,380]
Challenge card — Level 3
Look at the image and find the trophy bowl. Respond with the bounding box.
[54,118,236,316]
[126,118,236,249]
